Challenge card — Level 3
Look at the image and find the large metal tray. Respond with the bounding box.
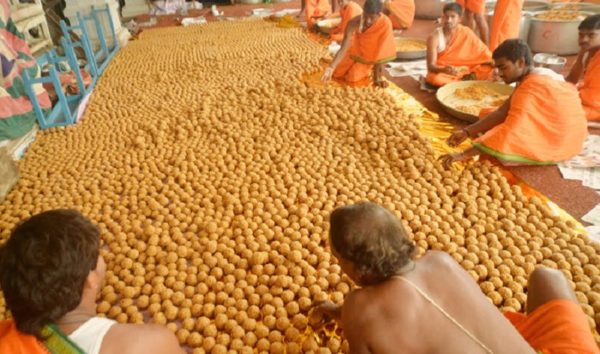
[436,81,514,123]
[395,37,427,60]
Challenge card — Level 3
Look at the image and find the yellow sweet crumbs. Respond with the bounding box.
[453,86,503,101]
[451,86,508,116]
[396,40,427,52]
[535,10,582,20]
[1,19,599,352]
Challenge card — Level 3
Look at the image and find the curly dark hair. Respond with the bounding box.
[0,209,100,339]
[493,39,533,66]
[329,202,416,284]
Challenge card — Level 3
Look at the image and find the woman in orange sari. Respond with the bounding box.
[301,0,332,28]
[329,0,363,42]
[322,0,396,87]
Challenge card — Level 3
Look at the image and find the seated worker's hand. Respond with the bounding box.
[441,66,458,75]
[310,300,342,324]
[322,66,335,82]
[438,152,468,169]
[447,129,469,147]
[374,80,389,89]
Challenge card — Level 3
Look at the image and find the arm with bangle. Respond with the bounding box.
[322,16,361,82]
[439,95,512,168]
[447,96,511,147]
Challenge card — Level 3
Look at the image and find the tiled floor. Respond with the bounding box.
[135,3,600,222]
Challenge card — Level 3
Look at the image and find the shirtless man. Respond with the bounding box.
[0,209,184,354]
[313,202,599,354]
[425,2,492,87]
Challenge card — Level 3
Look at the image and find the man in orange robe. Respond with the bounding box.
[440,39,587,167]
[489,0,524,52]
[426,3,493,87]
[456,0,489,45]
[301,0,332,28]
[384,0,415,30]
[322,0,396,87]
[329,0,363,42]
[566,14,600,122]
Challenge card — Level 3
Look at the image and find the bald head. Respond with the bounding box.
[329,202,416,283]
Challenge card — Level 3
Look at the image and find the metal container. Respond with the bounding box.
[395,37,427,60]
[238,0,262,4]
[519,13,532,42]
[528,11,591,55]
[523,1,551,12]
[317,18,341,34]
[533,53,567,72]
[273,0,292,3]
[551,2,600,13]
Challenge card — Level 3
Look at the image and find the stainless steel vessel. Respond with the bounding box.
[528,11,592,55]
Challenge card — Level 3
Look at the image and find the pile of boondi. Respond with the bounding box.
[0,19,599,352]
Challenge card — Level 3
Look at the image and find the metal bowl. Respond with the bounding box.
[395,37,427,60]
[528,10,592,55]
[436,81,514,123]
[317,17,341,34]
[533,53,567,72]
[238,0,263,4]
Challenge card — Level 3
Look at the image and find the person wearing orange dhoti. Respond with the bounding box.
[329,0,363,43]
[489,0,524,52]
[383,0,415,30]
[456,0,489,44]
[440,39,587,167]
[566,14,600,122]
[301,0,332,28]
[426,3,493,87]
[504,300,600,354]
[322,0,396,87]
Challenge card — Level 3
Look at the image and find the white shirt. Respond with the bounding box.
[69,317,116,354]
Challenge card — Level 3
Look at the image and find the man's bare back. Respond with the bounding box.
[340,251,536,354]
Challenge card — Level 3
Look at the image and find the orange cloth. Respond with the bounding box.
[426,25,493,87]
[330,1,363,42]
[305,0,332,27]
[456,0,485,13]
[386,0,415,29]
[505,300,600,354]
[333,15,396,83]
[580,50,600,122]
[473,73,588,164]
[489,0,524,52]
[0,320,47,354]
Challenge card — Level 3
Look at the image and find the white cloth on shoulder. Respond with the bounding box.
[69,317,116,354]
